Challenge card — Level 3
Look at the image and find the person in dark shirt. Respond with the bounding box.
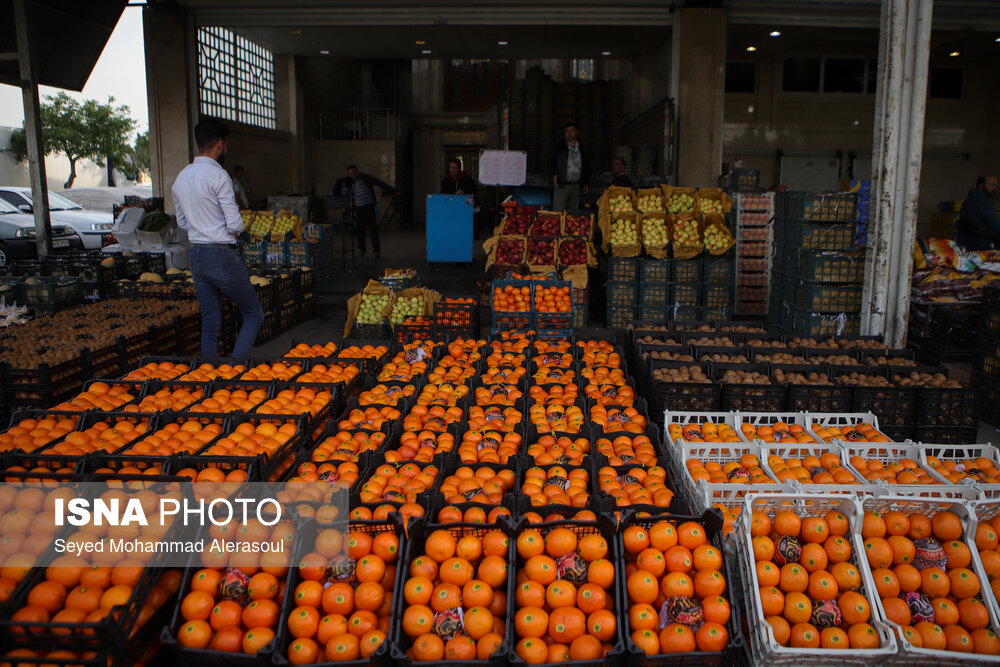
[335,165,396,259]
[440,158,477,195]
[610,157,634,188]
[550,122,589,211]
[958,175,1000,250]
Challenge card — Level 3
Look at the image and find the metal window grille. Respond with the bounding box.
[197,26,276,130]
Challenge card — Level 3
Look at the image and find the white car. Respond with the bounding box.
[0,198,83,265]
[0,187,113,250]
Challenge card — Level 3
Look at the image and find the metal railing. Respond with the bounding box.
[317,108,402,141]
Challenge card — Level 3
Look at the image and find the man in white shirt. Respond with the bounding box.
[232,165,250,209]
[172,118,264,358]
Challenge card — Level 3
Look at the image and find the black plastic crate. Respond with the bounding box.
[606,304,636,329]
[790,277,863,312]
[434,299,479,337]
[606,280,637,307]
[912,425,980,445]
[649,382,720,423]
[974,371,1000,427]
[23,276,83,306]
[795,249,865,283]
[785,382,853,413]
[916,385,981,427]
[672,257,702,284]
[704,253,734,284]
[853,383,918,427]
[638,258,671,285]
[703,284,732,310]
[637,282,669,307]
[781,222,857,250]
[672,305,701,322]
[607,256,638,283]
[777,190,858,222]
[713,363,786,412]
[393,319,435,344]
[673,283,700,307]
[638,305,669,323]
[880,424,916,443]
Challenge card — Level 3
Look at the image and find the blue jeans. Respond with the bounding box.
[189,244,264,359]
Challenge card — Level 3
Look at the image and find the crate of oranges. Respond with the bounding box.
[677,444,788,516]
[355,461,439,518]
[50,380,145,412]
[762,445,870,494]
[597,462,677,512]
[187,384,273,415]
[272,518,403,665]
[736,494,898,664]
[840,443,974,498]
[520,464,595,512]
[435,502,514,524]
[967,500,1000,634]
[310,424,394,466]
[526,429,591,466]
[392,519,513,663]
[621,510,742,663]
[388,429,457,464]
[510,515,625,664]
[492,281,534,334]
[473,383,523,407]
[850,496,1000,662]
[924,445,1000,498]
[665,411,746,447]
[805,413,894,444]
[458,429,521,465]
[164,518,296,665]
[737,413,821,445]
[594,428,661,467]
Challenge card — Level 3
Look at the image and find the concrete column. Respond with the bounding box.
[861,0,932,346]
[673,8,726,187]
[144,7,196,211]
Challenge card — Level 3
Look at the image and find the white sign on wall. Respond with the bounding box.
[478,150,527,186]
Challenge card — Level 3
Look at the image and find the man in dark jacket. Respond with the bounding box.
[440,159,477,195]
[958,175,1000,250]
[550,122,589,211]
[335,165,396,259]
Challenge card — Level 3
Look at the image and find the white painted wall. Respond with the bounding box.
[0,126,111,190]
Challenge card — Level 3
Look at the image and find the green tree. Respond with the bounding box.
[5,92,138,188]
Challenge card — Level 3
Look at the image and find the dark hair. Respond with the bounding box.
[613,157,627,167]
[234,165,244,172]
[564,122,578,130]
[449,158,461,167]
[194,118,229,150]
[978,176,987,188]
[347,164,358,171]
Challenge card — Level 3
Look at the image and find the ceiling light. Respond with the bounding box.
[422,50,432,54]
[949,51,960,56]
[319,50,329,55]
[498,41,508,46]
[996,36,1000,42]
[770,30,781,37]
[290,29,301,35]
[415,40,426,45]
[602,51,612,56]
[746,46,757,52]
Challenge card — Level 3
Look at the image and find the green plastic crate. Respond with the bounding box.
[607,257,638,283]
[637,282,670,307]
[606,281,637,307]
[638,258,671,285]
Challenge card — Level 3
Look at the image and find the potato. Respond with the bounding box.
[773,369,832,385]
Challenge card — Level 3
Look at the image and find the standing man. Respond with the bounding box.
[440,158,477,195]
[335,165,396,259]
[610,157,634,188]
[231,164,250,209]
[172,118,264,358]
[550,122,589,211]
[957,175,1000,250]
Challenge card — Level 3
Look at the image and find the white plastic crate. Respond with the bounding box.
[853,495,1000,667]
[759,442,877,498]
[737,411,822,444]
[736,492,898,667]
[921,444,1000,499]
[969,500,1000,639]
[663,410,748,447]
[839,442,976,499]
[804,412,894,444]
[675,442,789,515]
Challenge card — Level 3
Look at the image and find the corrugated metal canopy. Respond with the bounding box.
[1,0,128,91]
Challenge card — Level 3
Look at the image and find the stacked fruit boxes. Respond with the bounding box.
[772,191,862,335]
[734,192,774,316]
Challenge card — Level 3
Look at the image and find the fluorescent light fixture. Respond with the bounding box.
[949,50,960,56]
[415,40,426,45]
[746,46,757,52]
[498,41,508,46]
[290,29,301,35]
[422,49,432,54]
[770,30,781,37]
[319,50,329,55]
[601,51,612,56]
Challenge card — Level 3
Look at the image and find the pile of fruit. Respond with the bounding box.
[637,192,665,213]
[667,191,695,213]
[245,210,274,237]
[608,192,634,213]
[672,216,700,247]
[357,293,391,325]
[390,296,424,325]
[642,215,669,249]
[271,210,300,238]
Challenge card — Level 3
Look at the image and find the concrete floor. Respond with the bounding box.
[250,224,1000,445]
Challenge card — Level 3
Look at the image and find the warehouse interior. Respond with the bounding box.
[142,0,1000,233]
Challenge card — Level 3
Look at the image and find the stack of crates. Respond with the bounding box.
[605,257,639,328]
[974,283,1000,426]
[734,192,774,316]
[772,191,861,335]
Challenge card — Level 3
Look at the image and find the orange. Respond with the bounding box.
[181,590,214,621]
[932,511,963,542]
[515,638,547,664]
[177,620,212,649]
[864,537,893,568]
[916,621,947,650]
[411,633,443,661]
[882,597,912,627]
[548,606,586,644]
[778,563,808,593]
[872,568,900,598]
[703,596,731,625]
[972,628,1000,655]
[515,606,549,639]
[800,543,828,573]
[783,592,812,624]
[766,616,790,646]
[627,571,659,604]
[949,567,981,600]
[789,622,820,648]
[287,606,320,639]
[958,597,990,632]
[545,527,578,558]
[944,624,974,653]
[921,567,950,598]
[210,600,244,631]
[861,512,886,539]
[848,623,879,649]
[660,623,697,653]
[401,604,434,638]
[800,517,828,544]
[623,526,650,554]
[820,627,850,649]
[695,621,728,652]
[756,561,780,588]
[632,628,660,655]
[807,570,838,601]
[587,609,616,642]
[288,638,320,665]
[773,511,801,538]
[831,562,861,592]
[759,586,785,616]
[894,563,922,593]
[839,591,871,625]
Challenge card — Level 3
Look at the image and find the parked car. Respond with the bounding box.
[0,198,83,265]
[0,187,113,250]
[57,185,154,213]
